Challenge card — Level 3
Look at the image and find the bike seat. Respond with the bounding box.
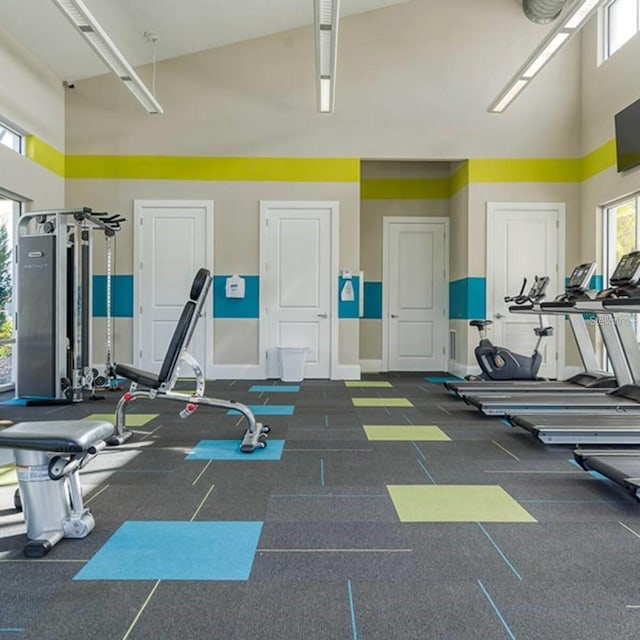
[470,319,493,329]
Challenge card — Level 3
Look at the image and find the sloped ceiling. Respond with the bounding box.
[1,0,416,81]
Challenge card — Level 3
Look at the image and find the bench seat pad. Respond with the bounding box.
[0,420,115,453]
[114,363,161,389]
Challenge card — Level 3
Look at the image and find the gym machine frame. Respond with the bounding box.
[16,207,122,402]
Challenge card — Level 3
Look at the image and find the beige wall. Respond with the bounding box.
[0,26,65,151]
[69,178,360,368]
[449,184,470,364]
[65,0,580,160]
[0,145,63,207]
[360,160,452,362]
[580,17,640,264]
[581,16,640,156]
[0,27,64,206]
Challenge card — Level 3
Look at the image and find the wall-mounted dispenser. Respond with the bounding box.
[340,269,355,302]
[225,274,245,299]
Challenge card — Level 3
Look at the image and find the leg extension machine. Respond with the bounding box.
[0,420,114,557]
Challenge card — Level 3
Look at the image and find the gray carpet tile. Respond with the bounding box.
[3,374,640,639]
[229,580,355,640]
[264,487,398,524]
[343,579,521,640]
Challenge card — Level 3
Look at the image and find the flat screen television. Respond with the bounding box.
[615,97,640,173]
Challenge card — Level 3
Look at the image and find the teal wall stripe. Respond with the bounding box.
[449,277,486,320]
[363,282,383,319]
[213,275,259,318]
[92,275,133,318]
[338,276,360,318]
[94,274,459,321]
[590,274,604,291]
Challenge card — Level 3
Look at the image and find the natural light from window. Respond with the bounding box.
[0,123,22,154]
[0,198,15,389]
[606,0,640,57]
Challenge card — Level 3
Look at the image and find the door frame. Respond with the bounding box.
[259,200,340,379]
[382,216,450,372]
[486,201,565,378]
[133,199,214,376]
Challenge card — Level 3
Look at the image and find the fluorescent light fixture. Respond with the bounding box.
[314,0,340,113]
[49,0,163,114]
[489,0,608,113]
[522,32,570,77]
[492,79,529,113]
[565,0,601,28]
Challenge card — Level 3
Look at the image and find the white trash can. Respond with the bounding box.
[277,347,307,382]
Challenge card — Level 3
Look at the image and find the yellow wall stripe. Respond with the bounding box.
[65,155,360,182]
[361,158,583,200]
[360,178,450,200]
[450,162,470,196]
[28,139,619,187]
[581,139,616,181]
[467,158,582,183]
[25,136,65,178]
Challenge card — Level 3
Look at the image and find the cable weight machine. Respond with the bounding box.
[16,207,124,404]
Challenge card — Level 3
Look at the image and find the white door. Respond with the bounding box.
[384,218,449,371]
[134,200,213,375]
[486,202,564,379]
[260,202,336,379]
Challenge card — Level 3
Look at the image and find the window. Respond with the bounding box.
[603,193,640,371]
[0,196,18,390]
[605,0,640,59]
[605,194,638,276]
[0,122,23,154]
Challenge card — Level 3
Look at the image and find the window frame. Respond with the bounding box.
[0,192,21,392]
[604,192,640,280]
[602,192,640,372]
[0,119,24,155]
[603,0,640,61]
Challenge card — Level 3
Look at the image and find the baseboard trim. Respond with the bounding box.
[360,359,383,373]
[210,364,263,380]
[333,365,361,380]
[447,361,480,379]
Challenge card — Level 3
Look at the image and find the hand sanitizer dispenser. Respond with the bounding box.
[225,275,245,299]
[340,270,355,302]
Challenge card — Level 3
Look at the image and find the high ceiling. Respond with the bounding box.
[2,0,415,82]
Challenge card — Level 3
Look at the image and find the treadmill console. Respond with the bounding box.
[597,251,640,298]
[565,262,596,293]
[551,262,596,303]
[608,251,640,287]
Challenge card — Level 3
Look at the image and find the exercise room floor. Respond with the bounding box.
[2,373,640,639]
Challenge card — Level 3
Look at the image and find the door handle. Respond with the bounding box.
[390,314,399,318]
[317,313,328,318]
[494,312,505,319]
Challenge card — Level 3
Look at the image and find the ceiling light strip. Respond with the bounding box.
[50,0,163,114]
[314,0,340,113]
[489,0,607,113]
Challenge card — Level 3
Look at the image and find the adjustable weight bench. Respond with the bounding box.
[0,420,114,557]
[110,268,270,452]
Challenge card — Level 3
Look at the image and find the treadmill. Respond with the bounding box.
[445,262,616,398]
[573,449,640,501]
[464,251,640,417]
[508,252,640,443]
[573,277,640,488]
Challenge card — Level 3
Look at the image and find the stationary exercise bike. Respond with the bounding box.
[467,276,553,381]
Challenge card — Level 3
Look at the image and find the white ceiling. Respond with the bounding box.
[2,0,414,82]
